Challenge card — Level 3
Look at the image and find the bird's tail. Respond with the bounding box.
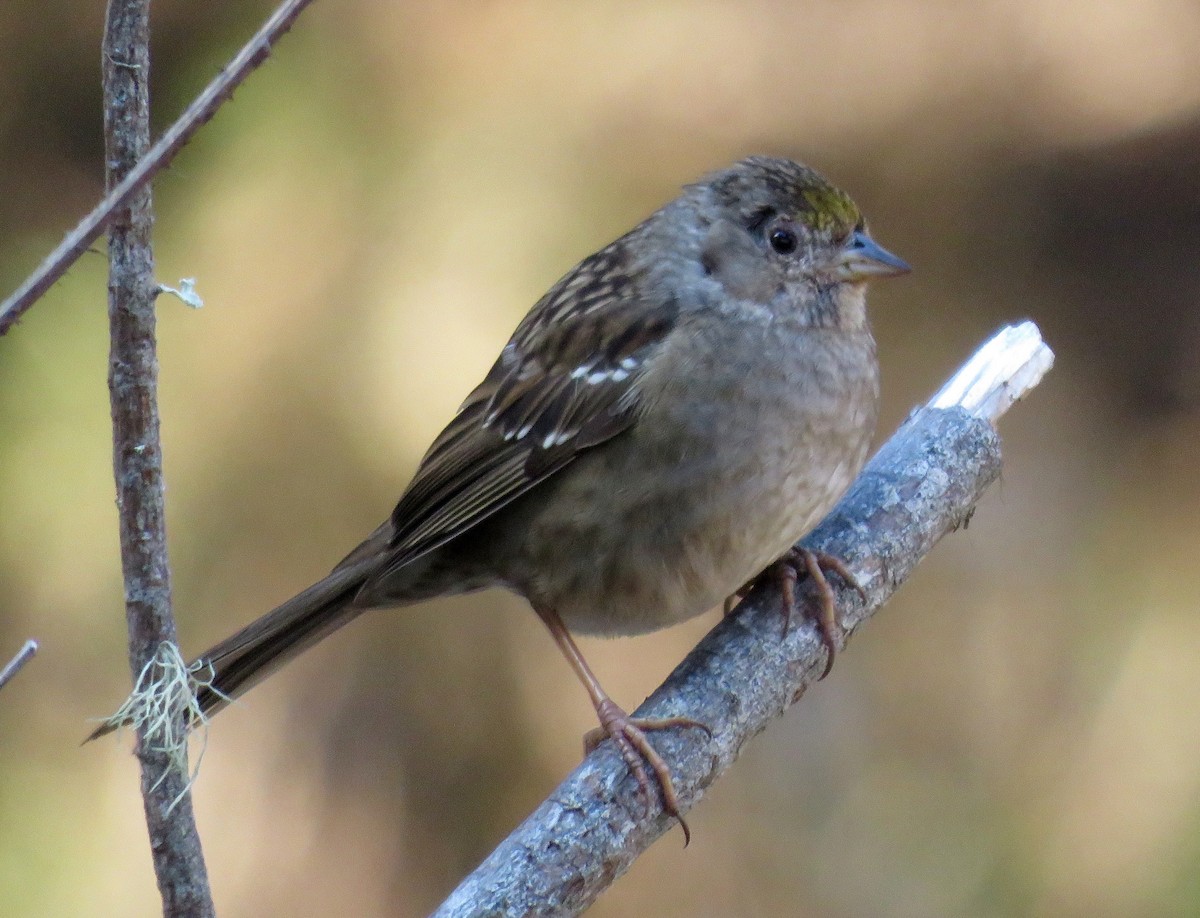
[87,565,369,742]
[190,566,368,720]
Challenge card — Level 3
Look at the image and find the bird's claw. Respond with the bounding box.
[584,699,710,845]
[762,547,865,679]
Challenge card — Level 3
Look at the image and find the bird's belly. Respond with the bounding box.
[511,364,876,636]
[550,448,866,634]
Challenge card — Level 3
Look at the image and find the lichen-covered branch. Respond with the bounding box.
[433,322,1053,918]
[103,0,213,914]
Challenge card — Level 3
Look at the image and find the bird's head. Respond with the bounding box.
[686,156,909,327]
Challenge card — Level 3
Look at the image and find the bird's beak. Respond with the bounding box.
[837,230,911,281]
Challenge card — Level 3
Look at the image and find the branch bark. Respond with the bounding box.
[0,640,38,694]
[433,322,1054,918]
[0,0,315,335]
[103,1,214,914]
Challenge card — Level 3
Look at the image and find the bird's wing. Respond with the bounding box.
[356,237,680,577]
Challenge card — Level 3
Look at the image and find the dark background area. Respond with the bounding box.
[1,2,1198,915]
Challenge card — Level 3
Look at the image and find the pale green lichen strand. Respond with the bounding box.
[96,642,227,810]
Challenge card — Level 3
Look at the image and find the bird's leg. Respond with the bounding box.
[756,547,866,679]
[534,604,710,844]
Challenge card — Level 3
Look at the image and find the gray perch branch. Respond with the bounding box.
[433,321,1054,918]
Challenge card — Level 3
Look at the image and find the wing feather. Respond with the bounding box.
[377,236,681,573]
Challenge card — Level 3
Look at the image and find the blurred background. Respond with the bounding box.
[1,1,1198,915]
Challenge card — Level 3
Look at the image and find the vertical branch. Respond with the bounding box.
[103,1,215,914]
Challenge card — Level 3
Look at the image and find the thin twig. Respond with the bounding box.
[103,0,214,913]
[0,0,315,335]
[0,640,38,693]
[433,322,1054,918]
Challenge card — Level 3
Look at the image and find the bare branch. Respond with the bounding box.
[0,640,38,693]
[102,0,214,913]
[929,320,1054,420]
[0,0,315,336]
[433,322,1054,918]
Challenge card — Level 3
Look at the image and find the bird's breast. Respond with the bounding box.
[509,322,879,636]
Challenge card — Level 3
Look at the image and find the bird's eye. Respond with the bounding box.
[768,225,798,255]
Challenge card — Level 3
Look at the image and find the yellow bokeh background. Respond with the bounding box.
[2,2,1198,915]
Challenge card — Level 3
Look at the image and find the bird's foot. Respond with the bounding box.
[758,547,866,679]
[582,699,711,845]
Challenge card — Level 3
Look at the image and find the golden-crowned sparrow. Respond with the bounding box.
[98,156,909,838]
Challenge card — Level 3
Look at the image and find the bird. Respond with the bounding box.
[92,156,909,841]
